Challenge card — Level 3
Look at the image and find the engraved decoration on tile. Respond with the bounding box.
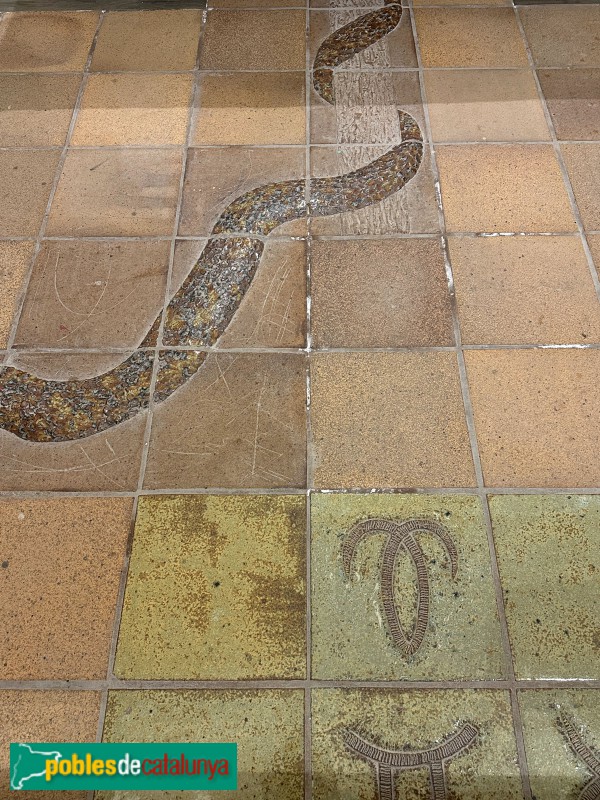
[343,518,458,657]
[0,2,423,443]
[343,718,479,800]
[556,706,600,800]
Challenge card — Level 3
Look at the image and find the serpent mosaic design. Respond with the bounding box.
[0,2,423,443]
[343,719,479,800]
[556,707,600,800]
[343,518,458,657]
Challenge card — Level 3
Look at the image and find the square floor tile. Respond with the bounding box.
[115,494,305,679]
[311,493,505,680]
[0,74,80,147]
[312,689,521,800]
[538,69,600,141]
[144,353,306,489]
[0,498,131,679]
[490,495,600,679]
[311,238,453,347]
[589,234,600,278]
[14,240,170,349]
[310,352,475,488]
[72,74,193,147]
[519,6,600,68]
[101,690,304,800]
[200,10,306,71]
[414,9,528,68]
[424,69,549,143]
[194,72,305,146]
[0,150,60,237]
[465,350,600,487]
[0,242,34,348]
[519,689,600,799]
[0,690,100,800]
[46,149,182,236]
[0,12,98,72]
[91,10,202,71]
[172,239,306,348]
[450,235,600,345]
[437,145,576,233]
[562,144,600,231]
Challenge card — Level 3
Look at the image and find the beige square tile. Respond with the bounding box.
[437,145,576,232]
[465,350,600,487]
[0,242,34,348]
[0,150,60,237]
[0,74,80,147]
[519,6,600,68]
[562,143,600,231]
[538,69,600,141]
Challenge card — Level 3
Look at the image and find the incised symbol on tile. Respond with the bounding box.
[556,706,600,800]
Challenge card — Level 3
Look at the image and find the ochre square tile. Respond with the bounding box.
[561,144,600,231]
[115,495,306,679]
[0,498,131,679]
[538,69,600,141]
[91,10,202,71]
[310,352,475,488]
[101,690,304,800]
[0,242,34,348]
[465,350,600,487]
[0,74,80,147]
[490,495,600,679]
[519,6,600,68]
[46,149,182,236]
[312,689,521,800]
[450,235,600,345]
[201,10,306,71]
[194,72,305,146]
[437,145,576,233]
[414,9,528,68]
[0,150,60,237]
[311,238,453,347]
[14,240,170,349]
[0,691,100,799]
[311,493,505,680]
[72,74,193,147]
[0,12,98,72]
[519,689,600,799]
[144,353,306,489]
[424,69,550,143]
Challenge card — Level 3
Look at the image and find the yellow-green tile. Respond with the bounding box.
[114,495,306,679]
[490,495,600,679]
[311,493,505,680]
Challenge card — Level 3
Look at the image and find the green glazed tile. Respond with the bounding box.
[489,495,600,679]
[99,689,304,800]
[311,493,505,679]
[312,688,522,800]
[114,495,306,679]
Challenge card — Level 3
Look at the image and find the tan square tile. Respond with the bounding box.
[0,12,98,72]
[200,10,306,71]
[193,72,305,146]
[490,495,600,679]
[0,150,60,237]
[437,145,576,233]
[519,6,600,68]
[311,238,453,347]
[538,69,600,142]
[414,9,528,68]
[450,235,600,345]
[0,74,80,147]
[91,10,202,71]
[589,234,600,278]
[0,242,34,348]
[47,148,182,236]
[72,74,193,147]
[14,240,170,349]
[310,352,475,488]
[144,353,306,489]
[0,691,100,800]
[465,350,600,487]
[0,498,131,679]
[562,143,600,231]
[414,0,510,5]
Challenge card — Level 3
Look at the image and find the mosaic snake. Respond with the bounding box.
[0,2,423,442]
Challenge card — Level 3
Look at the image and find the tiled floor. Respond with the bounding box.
[1,1,599,798]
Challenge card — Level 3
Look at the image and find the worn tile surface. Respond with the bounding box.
[0,242,34,348]
[0,150,60,237]
[519,6,600,68]
[561,144,600,231]
[538,69,600,141]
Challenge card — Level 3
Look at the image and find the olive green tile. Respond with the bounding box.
[519,689,600,800]
[100,689,304,800]
[312,688,522,800]
[489,495,600,679]
[114,495,306,680]
[311,493,505,680]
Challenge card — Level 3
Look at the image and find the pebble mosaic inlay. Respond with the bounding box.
[556,707,600,800]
